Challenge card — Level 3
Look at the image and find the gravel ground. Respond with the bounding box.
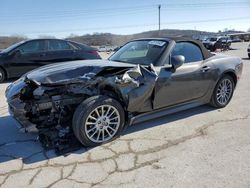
[0,42,250,188]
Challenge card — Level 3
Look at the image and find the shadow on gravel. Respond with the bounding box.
[0,105,215,165]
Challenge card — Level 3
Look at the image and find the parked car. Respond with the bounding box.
[202,36,231,51]
[231,38,242,43]
[98,45,113,52]
[248,44,250,58]
[6,37,243,151]
[0,39,101,83]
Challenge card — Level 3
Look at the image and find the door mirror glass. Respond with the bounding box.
[171,55,185,71]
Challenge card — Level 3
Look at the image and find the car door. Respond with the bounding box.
[154,42,214,109]
[7,40,46,77]
[44,39,75,63]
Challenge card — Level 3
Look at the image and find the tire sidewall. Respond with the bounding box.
[212,75,235,108]
[73,96,125,146]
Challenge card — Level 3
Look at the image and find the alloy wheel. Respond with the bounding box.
[216,78,233,105]
[84,105,120,143]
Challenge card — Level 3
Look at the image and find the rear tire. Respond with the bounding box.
[72,95,125,147]
[210,75,235,108]
[0,68,6,83]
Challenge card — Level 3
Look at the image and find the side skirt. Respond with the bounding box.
[129,101,205,125]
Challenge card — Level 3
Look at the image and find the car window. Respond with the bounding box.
[17,41,45,54]
[1,40,26,54]
[171,42,203,63]
[209,38,218,41]
[48,40,72,51]
[109,40,168,65]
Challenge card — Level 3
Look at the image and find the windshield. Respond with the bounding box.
[0,40,25,53]
[109,40,168,65]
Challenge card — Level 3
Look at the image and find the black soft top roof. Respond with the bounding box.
[133,37,213,59]
[168,37,213,59]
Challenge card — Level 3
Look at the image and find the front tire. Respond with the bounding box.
[0,68,6,83]
[210,75,235,108]
[72,95,125,147]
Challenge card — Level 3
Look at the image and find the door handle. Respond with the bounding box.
[40,53,46,57]
[201,66,210,72]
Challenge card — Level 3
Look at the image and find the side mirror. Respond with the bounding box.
[171,55,185,71]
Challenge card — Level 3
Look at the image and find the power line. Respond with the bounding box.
[2,16,249,35]
[0,9,157,24]
[0,1,249,19]
[0,4,249,24]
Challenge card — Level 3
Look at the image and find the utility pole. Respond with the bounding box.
[158,4,161,31]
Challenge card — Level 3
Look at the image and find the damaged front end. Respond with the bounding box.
[6,62,158,154]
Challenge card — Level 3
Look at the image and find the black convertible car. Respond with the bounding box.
[6,37,243,150]
[0,38,101,82]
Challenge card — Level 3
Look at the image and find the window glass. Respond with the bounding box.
[171,42,203,63]
[17,41,45,54]
[109,40,168,65]
[48,40,72,51]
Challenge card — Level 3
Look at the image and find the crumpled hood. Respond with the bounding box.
[25,59,134,85]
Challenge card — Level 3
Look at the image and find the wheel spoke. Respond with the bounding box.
[108,110,115,118]
[87,126,96,134]
[105,106,111,116]
[101,106,104,116]
[109,117,118,121]
[102,129,105,141]
[86,122,96,125]
[95,108,101,117]
[225,94,229,101]
[96,130,101,141]
[90,129,98,138]
[105,128,112,137]
[89,115,97,121]
[107,126,116,132]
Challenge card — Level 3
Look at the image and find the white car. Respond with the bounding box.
[98,46,113,52]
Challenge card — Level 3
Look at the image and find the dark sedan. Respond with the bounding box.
[0,39,101,82]
[6,37,243,152]
[248,44,250,58]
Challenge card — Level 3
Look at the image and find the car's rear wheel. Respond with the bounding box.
[210,75,235,108]
[72,95,125,146]
[0,68,6,83]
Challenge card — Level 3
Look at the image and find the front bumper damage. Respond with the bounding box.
[6,64,160,154]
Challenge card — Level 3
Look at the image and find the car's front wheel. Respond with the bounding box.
[0,68,6,83]
[72,95,125,146]
[210,75,235,108]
